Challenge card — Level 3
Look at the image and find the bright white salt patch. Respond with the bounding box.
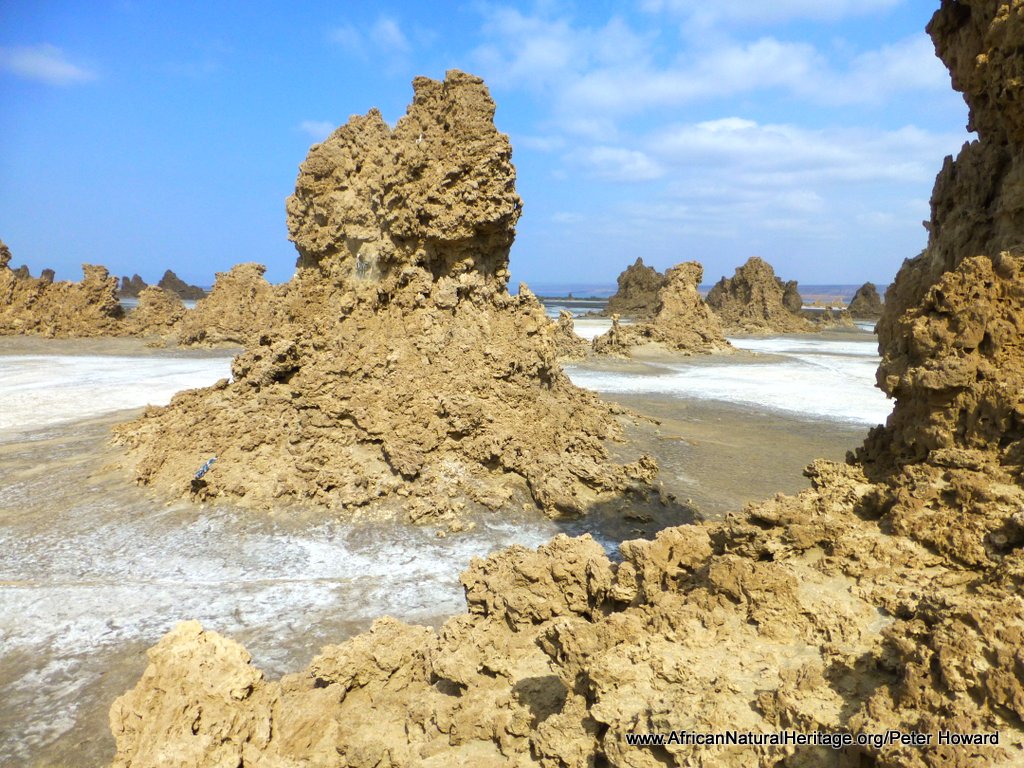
[0,351,567,761]
[572,317,630,340]
[0,355,232,435]
[567,334,892,426]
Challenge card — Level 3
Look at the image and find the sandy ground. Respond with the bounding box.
[0,336,877,766]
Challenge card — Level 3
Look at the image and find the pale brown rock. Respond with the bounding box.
[592,261,732,356]
[849,281,883,318]
[551,309,588,361]
[113,71,655,517]
[603,257,667,319]
[124,286,187,336]
[0,259,125,337]
[109,7,1024,765]
[706,256,814,334]
[175,262,279,346]
[814,306,855,328]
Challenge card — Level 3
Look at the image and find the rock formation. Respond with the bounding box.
[814,306,855,328]
[706,257,814,334]
[157,269,205,300]
[781,279,803,313]
[551,309,589,361]
[592,261,732,356]
[109,5,1024,766]
[0,256,125,337]
[124,286,187,337]
[174,262,279,346]
[119,274,148,298]
[849,281,884,318]
[603,257,667,318]
[113,70,656,517]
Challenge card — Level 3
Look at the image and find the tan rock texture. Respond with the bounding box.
[110,5,1024,767]
[174,262,279,346]
[849,281,884,318]
[551,309,589,361]
[113,70,656,517]
[124,286,187,336]
[592,262,732,356]
[603,257,667,319]
[706,256,814,334]
[0,258,125,337]
[814,306,855,328]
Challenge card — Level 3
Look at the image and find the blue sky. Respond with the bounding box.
[0,1,970,290]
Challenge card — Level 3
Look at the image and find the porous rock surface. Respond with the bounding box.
[592,261,732,356]
[110,5,1024,767]
[706,256,814,334]
[113,70,655,517]
[0,253,125,337]
[603,257,667,319]
[551,309,589,361]
[157,269,206,300]
[124,286,187,336]
[174,262,279,346]
[849,281,884,318]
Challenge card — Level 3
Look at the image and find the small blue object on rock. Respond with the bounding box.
[194,457,217,480]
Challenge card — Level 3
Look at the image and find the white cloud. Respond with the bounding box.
[514,134,566,152]
[298,120,336,140]
[330,16,412,59]
[583,117,966,250]
[572,146,664,181]
[0,44,96,85]
[370,18,410,54]
[639,0,904,25]
[329,24,363,56]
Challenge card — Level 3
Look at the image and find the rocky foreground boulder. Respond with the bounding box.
[113,70,656,518]
[706,256,813,334]
[109,5,1024,766]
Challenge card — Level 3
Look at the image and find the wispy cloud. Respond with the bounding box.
[370,18,409,54]
[330,15,413,63]
[0,44,96,85]
[298,120,336,140]
[569,146,664,181]
[639,0,904,25]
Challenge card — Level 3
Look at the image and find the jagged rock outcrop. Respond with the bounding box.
[0,258,125,337]
[175,262,279,346]
[814,306,855,328]
[124,286,187,336]
[781,279,803,313]
[118,274,148,298]
[603,257,667,318]
[706,257,814,334]
[592,261,732,356]
[113,70,656,517]
[849,281,884,318]
[551,309,589,361]
[110,5,1024,767]
[157,269,205,300]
